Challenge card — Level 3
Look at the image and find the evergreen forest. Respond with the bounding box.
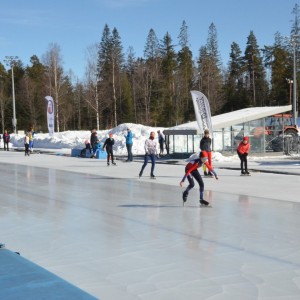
[1,5,300,133]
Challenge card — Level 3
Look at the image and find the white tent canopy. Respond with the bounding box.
[163,105,292,135]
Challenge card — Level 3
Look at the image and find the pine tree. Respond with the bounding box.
[197,23,223,114]
[223,42,246,111]
[177,20,194,122]
[143,28,161,125]
[243,31,269,107]
[160,32,177,126]
[24,55,47,131]
[263,33,291,106]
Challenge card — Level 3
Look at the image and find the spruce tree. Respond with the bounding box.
[160,32,177,126]
[198,23,223,114]
[177,20,194,123]
[223,42,245,111]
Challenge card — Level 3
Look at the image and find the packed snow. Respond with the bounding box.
[6,123,289,162]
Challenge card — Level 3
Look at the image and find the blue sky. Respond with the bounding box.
[1,0,298,80]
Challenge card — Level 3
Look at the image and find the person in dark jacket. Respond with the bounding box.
[124,128,133,162]
[237,136,250,175]
[200,128,213,176]
[90,129,98,152]
[157,130,165,156]
[3,130,10,151]
[180,151,218,206]
[103,133,116,166]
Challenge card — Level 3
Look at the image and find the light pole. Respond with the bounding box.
[4,56,18,134]
[286,78,293,105]
[292,36,299,126]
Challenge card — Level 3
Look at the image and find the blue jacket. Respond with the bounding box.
[124,130,133,145]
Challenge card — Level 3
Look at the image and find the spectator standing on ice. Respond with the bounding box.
[3,130,10,151]
[237,136,250,175]
[124,128,133,162]
[28,128,35,153]
[90,129,97,153]
[157,130,165,157]
[24,132,30,156]
[200,128,213,176]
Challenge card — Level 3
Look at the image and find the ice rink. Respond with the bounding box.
[0,151,300,299]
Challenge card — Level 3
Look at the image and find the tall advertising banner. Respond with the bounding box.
[190,90,213,135]
[45,96,55,136]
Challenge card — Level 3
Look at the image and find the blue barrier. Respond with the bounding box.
[71,148,107,159]
[0,247,97,299]
[71,148,82,157]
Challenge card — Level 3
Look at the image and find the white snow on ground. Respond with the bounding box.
[6,122,295,162]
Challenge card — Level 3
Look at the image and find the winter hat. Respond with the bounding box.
[204,129,209,134]
[243,136,249,142]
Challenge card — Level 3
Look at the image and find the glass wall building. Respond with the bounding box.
[163,105,299,157]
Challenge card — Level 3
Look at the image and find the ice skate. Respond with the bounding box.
[182,191,188,206]
[150,175,156,179]
[200,199,209,206]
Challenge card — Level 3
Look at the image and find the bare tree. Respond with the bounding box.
[42,43,64,132]
[84,43,100,130]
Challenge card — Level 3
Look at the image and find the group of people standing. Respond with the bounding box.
[86,126,250,207]
[0,129,35,154]
[24,129,35,156]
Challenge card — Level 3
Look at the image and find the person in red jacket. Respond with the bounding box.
[237,136,250,175]
[180,151,218,206]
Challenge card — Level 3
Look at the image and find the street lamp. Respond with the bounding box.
[4,56,18,134]
[292,36,299,126]
[286,78,293,105]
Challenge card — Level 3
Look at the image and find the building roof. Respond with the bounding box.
[163,105,292,135]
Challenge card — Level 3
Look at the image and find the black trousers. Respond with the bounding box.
[106,148,114,163]
[237,151,248,172]
[126,144,133,161]
[186,169,204,193]
[4,142,9,151]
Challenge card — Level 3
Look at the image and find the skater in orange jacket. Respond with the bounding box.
[180,151,218,206]
[237,136,250,175]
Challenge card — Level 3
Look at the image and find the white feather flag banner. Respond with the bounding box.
[190,90,213,135]
[45,96,55,136]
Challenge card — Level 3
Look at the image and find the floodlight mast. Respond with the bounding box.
[292,35,299,126]
[4,56,19,134]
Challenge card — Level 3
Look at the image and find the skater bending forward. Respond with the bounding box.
[180,152,218,206]
[237,136,250,175]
